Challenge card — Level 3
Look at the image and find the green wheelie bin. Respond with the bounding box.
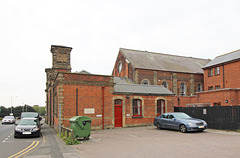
[69,116,92,140]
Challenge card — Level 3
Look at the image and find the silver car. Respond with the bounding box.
[2,116,16,124]
[153,112,207,133]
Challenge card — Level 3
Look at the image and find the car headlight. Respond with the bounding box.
[32,127,40,131]
[15,127,22,132]
[188,123,196,126]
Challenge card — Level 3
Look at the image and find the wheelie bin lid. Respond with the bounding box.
[69,116,91,123]
[69,116,81,123]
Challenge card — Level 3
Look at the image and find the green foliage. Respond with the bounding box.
[33,106,46,115]
[0,105,37,118]
[65,137,79,145]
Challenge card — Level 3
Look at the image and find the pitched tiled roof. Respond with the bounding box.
[114,77,134,84]
[120,48,211,74]
[114,77,174,95]
[114,84,174,95]
[203,49,240,68]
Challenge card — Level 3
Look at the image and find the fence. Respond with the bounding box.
[61,126,75,141]
[174,106,240,130]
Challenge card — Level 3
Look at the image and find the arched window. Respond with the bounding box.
[142,80,149,85]
[162,81,168,88]
[114,99,122,105]
[180,82,186,96]
[157,99,165,116]
[197,83,202,92]
[132,99,142,117]
[141,79,150,85]
[118,61,122,74]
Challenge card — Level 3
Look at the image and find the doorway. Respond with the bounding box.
[114,99,123,127]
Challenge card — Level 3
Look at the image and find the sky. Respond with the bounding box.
[1,0,240,108]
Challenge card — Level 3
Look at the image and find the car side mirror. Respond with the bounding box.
[15,123,18,125]
[41,123,43,126]
[172,118,176,121]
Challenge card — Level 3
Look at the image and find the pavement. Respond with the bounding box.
[24,123,81,158]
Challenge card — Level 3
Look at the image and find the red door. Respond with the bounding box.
[114,100,122,127]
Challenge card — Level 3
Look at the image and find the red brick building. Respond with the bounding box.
[45,45,240,131]
[198,49,240,106]
[112,48,240,107]
[112,48,211,96]
[172,49,240,107]
[45,45,174,131]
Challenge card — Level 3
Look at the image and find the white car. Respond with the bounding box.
[2,116,16,124]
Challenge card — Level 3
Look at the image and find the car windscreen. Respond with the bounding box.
[19,119,38,125]
[173,113,191,119]
[4,116,14,119]
[21,113,38,118]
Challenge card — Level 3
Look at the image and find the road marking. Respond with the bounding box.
[8,141,39,158]
[2,132,14,143]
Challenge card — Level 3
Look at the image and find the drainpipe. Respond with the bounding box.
[102,86,105,130]
[76,88,78,116]
[222,64,225,88]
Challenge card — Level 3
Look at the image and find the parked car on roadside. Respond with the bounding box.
[14,118,42,138]
[2,116,16,124]
[153,112,207,133]
[21,112,42,121]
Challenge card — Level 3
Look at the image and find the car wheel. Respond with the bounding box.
[157,123,162,130]
[180,124,187,133]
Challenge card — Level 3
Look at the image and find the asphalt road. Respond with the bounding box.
[0,120,80,158]
[0,121,42,158]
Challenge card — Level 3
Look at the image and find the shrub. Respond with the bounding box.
[65,137,79,145]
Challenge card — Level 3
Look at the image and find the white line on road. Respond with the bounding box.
[3,132,14,143]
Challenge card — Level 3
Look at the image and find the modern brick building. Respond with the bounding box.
[172,49,240,107]
[45,45,174,131]
[197,49,240,106]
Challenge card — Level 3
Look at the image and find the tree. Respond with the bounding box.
[0,106,10,118]
[33,106,46,116]
[0,105,38,118]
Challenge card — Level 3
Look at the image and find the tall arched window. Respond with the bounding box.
[132,99,142,117]
[180,82,186,96]
[157,99,165,116]
[118,61,122,74]
[197,83,202,92]
[162,81,168,88]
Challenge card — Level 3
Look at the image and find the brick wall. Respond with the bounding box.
[57,73,114,129]
[173,89,240,107]
[204,60,240,90]
[52,72,176,129]
[224,61,240,88]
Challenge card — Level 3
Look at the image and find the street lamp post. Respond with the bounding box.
[11,96,18,115]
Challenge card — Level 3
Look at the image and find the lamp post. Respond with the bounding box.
[11,96,18,115]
